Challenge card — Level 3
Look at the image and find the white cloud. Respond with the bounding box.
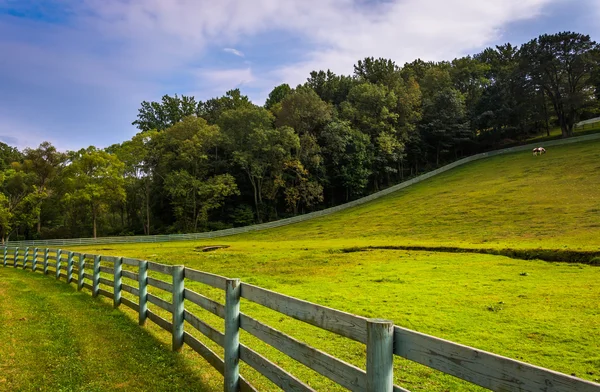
[75,0,559,88]
[224,48,244,57]
[0,0,566,149]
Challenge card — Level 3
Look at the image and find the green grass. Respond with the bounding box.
[0,267,223,391]
[5,139,600,390]
[528,124,600,141]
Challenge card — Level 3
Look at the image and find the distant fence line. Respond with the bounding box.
[575,117,600,129]
[6,132,600,248]
[2,246,599,391]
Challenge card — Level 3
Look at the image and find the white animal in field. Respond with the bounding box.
[532,147,546,156]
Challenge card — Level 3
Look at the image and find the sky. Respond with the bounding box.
[1,0,599,152]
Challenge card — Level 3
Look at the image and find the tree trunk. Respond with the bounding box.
[93,210,97,239]
[37,209,41,234]
[248,174,262,223]
[145,178,150,235]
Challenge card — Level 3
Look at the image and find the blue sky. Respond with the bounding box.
[1,0,599,151]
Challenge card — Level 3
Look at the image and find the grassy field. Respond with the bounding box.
[3,139,600,390]
[528,123,600,141]
[0,267,224,391]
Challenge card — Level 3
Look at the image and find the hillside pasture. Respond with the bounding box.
[61,140,600,390]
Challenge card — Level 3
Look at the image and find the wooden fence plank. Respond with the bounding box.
[122,284,139,296]
[98,277,114,287]
[225,279,241,392]
[393,385,411,392]
[98,288,114,299]
[121,297,140,312]
[122,257,140,267]
[183,331,225,374]
[139,260,148,326]
[367,319,394,392]
[147,310,172,332]
[183,310,225,346]
[148,277,172,292]
[147,261,173,275]
[172,265,184,352]
[147,293,173,313]
[113,257,123,308]
[240,283,368,344]
[183,332,265,392]
[121,270,138,281]
[239,344,315,392]
[239,313,366,391]
[82,282,93,291]
[100,255,119,263]
[184,267,227,290]
[184,289,225,318]
[393,326,600,392]
[99,266,114,274]
[66,251,74,284]
[77,253,85,291]
[55,249,61,280]
[92,255,100,297]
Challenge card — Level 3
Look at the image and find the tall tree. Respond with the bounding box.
[132,94,197,132]
[150,117,239,232]
[197,89,254,124]
[108,131,157,235]
[22,142,66,234]
[520,32,600,137]
[219,106,299,222]
[62,147,125,238]
[265,84,292,111]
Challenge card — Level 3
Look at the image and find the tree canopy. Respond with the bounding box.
[2,31,599,241]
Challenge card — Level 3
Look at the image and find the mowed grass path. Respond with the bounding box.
[63,140,600,390]
[0,267,222,392]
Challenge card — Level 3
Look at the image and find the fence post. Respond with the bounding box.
[77,254,85,291]
[67,251,74,284]
[224,278,241,392]
[113,257,122,308]
[56,249,62,280]
[43,248,49,275]
[366,319,394,392]
[23,247,29,269]
[3,246,7,267]
[14,247,18,268]
[32,247,38,272]
[138,260,148,325]
[92,255,100,297]
[172,265,185,351]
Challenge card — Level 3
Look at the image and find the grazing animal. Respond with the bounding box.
[532,147,546,156]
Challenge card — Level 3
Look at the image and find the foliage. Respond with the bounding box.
[62,147,126,238]
[2,30,600,240]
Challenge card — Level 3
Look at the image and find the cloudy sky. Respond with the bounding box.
[1,0,599,151]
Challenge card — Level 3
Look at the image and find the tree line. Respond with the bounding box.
[1,31,599,242]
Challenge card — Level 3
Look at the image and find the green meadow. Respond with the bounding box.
[3,139,600,390]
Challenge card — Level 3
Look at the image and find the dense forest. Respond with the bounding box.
[1,31,599,242]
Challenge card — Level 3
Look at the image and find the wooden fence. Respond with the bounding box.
[2,246,599,392]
